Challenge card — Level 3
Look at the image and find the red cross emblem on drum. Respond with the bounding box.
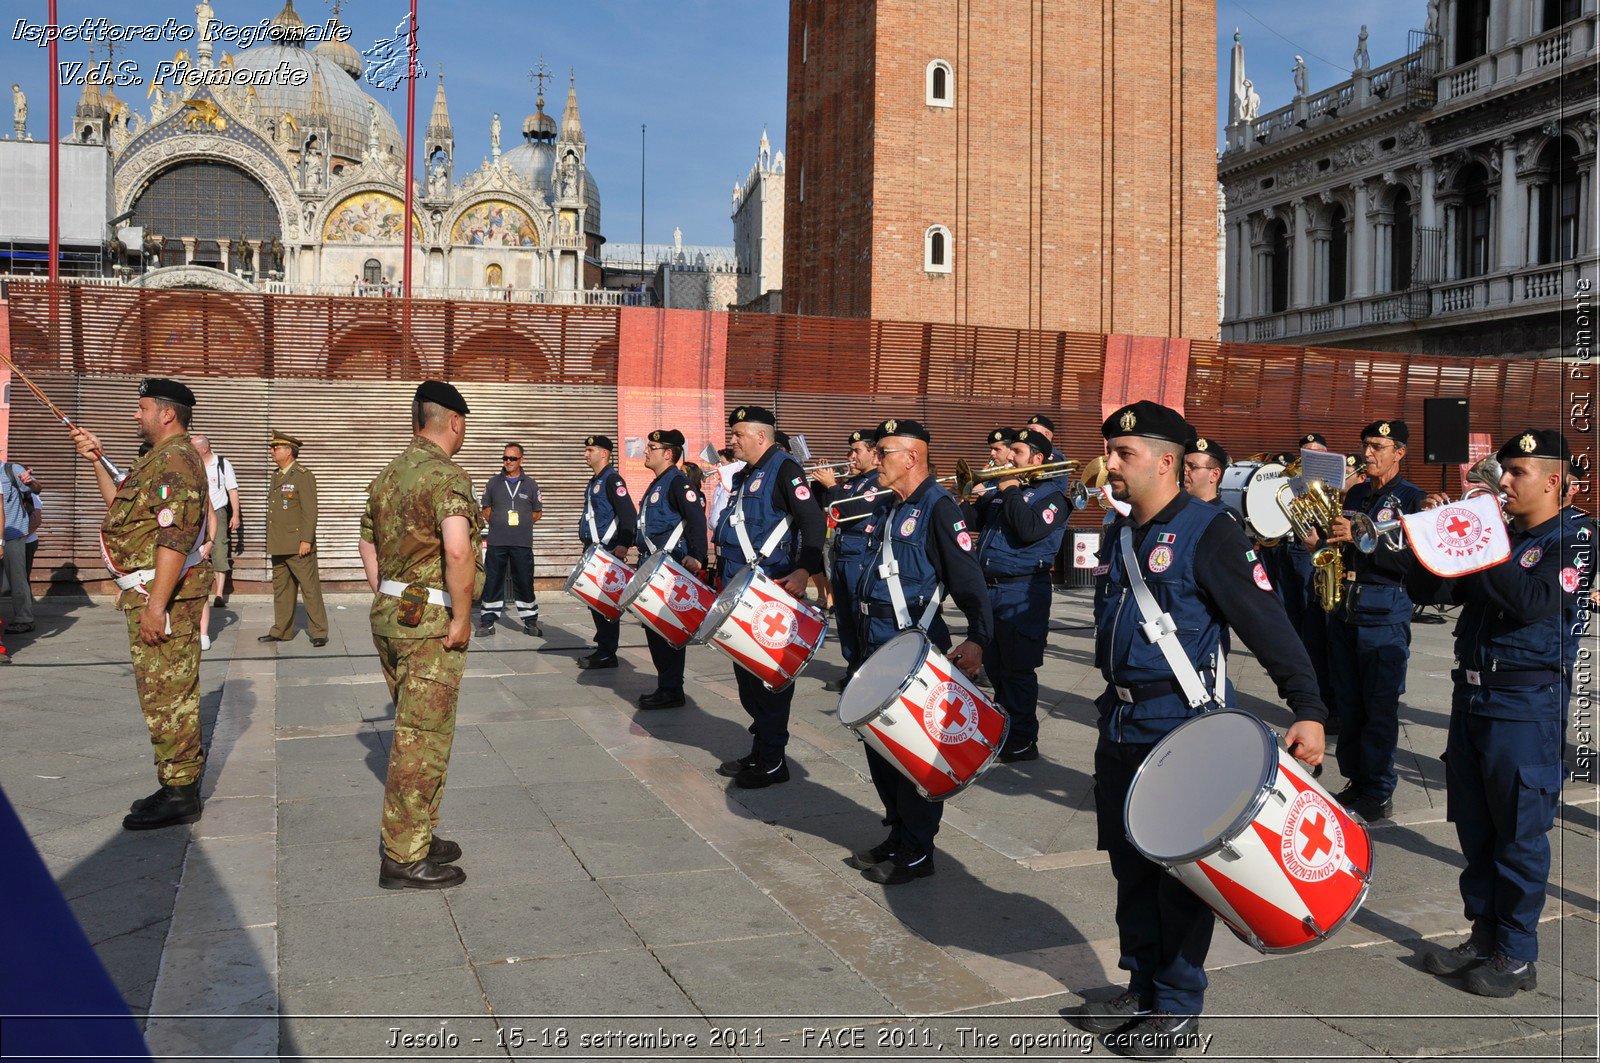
[923,681,980,744]
[600,566,629,595]
[667,576,698,613]
[751,601,796,649]
[1280,790,1345,882]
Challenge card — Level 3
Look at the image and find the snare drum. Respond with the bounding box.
[837,630,1010,801]
[691,566,827,691]
[1219,461,1293,541]
[619,551,716,648]
[1124,710,1373,954]
[563,545,636,621]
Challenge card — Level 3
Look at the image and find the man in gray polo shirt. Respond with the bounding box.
[477,442,544,636]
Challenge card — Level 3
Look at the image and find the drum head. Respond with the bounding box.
[618,550,668,609]
[690,564,755,644]
[1125,710,1278,863]
[838,630,928,726]
[562,544,601,593]
[1243,462,1293,540]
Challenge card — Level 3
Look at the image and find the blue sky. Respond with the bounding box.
[3,1,1428,247]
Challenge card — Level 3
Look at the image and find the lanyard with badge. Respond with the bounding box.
[504,477,524,526]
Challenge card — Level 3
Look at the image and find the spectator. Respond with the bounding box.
[0,459,37,633]
[476,442,544,637]
[193,435,241,650]
[23,467,41,580]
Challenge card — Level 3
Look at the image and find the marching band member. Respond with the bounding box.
[1322,420,1425,822]
[712,406,827,788]
[1082,401,1326,1055]
[972,427,1070,762]
[1180,437,1228,508]
[1026,414,1066,463]
[1409,430,1592,997]
[576,435,636,670]
[635,429,708,710]
[1277,433,1337,733]
[811,429,885,693]
[846,418,991,884]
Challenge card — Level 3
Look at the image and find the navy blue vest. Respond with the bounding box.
[856,484,954,650]
[832,470,886,563]
[1339,476,1425,624]
[579,467,623,547]
[638,468,689,559]
[1096,498,1227,742]
[713,451,801,578]
[977,478,1069,577]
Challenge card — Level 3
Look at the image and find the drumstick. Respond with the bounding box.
[0,347,125,483]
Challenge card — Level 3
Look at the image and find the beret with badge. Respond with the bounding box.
[414,379,469,415]
[876,417,931,444]
[1497,428,1571,466]
[988,427,1018,445]
[1016,428,1052,455]
[1360,419,1408,444]
[848,428,879,446]
[1027,414,1056,433]
[584,434,614,451]
[727,404,778,428]
[649,428,686,447]
[139,377,196,407]
[1299,432,1327,447]
[1101,400,1196,446]
[1185,436,1230,466]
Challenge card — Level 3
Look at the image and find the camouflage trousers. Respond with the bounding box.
[375,633,466,863]
[125,595,205,787]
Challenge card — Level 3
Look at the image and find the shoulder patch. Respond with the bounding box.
[685,489,697,503]
[1560,567,1582,593]
[956,530,973,551]
[615,483,628,497]
[1252,562,1274,592]
[1519,546,1543,569]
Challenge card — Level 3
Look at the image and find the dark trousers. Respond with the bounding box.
[865,745,943,855]
[1095,736,1214,1015]
[832,553,868,674]
[1280,546,1335,710]
[590,608,619,657]
[1446,699,1563,963]
[644,626,686,693]
[734,666,795,768]
[481,545,538,621]
[1327,615,1410,800]
[983,575,1051,749]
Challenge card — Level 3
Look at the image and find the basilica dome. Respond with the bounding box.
[500,140,603,235]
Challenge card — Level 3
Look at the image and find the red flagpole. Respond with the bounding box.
[47,0,59,285]
[402,0,417,301]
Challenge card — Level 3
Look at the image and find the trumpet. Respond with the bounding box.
[1350,456,1507,554]
[804,460,856,475]
[955,457,1079,496]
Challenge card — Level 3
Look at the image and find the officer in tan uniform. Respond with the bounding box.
[359,381,485,890]
[71,378,213,830]
[261,430,329,647]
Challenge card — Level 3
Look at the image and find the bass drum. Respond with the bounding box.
[1219,461,1292,541]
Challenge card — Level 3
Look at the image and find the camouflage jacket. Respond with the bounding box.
[362,436,485,639]
[101,432,213,610]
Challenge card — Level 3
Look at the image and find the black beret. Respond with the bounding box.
[728,404,777,427]
[775,429,792,451]
[1027,413,1056,433]
[584,435,614,450]
[1015,428,1051,455]
[1272,451,1296,466]
[987,427,1018,445]
[414,379,469,415]
[718,447,735,461]
[139,377,196,407]
[1360,419,1409,444]
[1497,429,1571,466]
[1186,436,1230,466]
[848,428,878,446]
[648,429,685,447]
[1102,400,1195,447]
[1299,432,1327,447]
[875,417,930,444]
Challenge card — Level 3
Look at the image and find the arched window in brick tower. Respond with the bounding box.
[927,60,954,107]
[925,225,953,273]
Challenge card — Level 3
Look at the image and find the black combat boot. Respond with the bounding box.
[122,783,202,830]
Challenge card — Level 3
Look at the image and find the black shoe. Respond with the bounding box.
[732,759,790,788]
[1331,784,1361,805]
[577,654,618,670]
[716,753,757,778]
[1105,1013,1200,1059]
[1077,989,1153,1034]
[257,634,287,643]
[822,677,847,693]
[475,621,495,637]
[1464,953,1537,997]
[8,622,34,634]
[427,836,463,864]
[310,637,328,648]
[1424,937,1493,977]
[844,836,898,871]
[378,856,466,890]
[863,849,934,885]
[122,783,201,830]
[638,689,686,709]
[1347,794,1394,822]
[523,621,543,637]
[999,742,1040,763]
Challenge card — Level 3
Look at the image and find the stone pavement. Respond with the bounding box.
[2,585,1597,1062]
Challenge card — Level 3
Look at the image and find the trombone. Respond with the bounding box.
[955,456,1078,496]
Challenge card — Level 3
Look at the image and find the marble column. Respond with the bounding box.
[247,240,262,276]
[1526,183,1545,264]
[181,237,196,265]
[1370,209,1394,293]
[1238,223,1255,317]
[1310,226,1331,303]
[1498,138,1522,272]
[1224,219,1241,320]
[1291,199,1312,309]
[1442,204,1459,279]
[1352,182,1374,298]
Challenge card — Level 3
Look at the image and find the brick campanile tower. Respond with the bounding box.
[784,0,1218,340]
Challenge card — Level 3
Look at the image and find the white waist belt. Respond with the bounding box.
[112,548,206,593]
[377,579,453,607]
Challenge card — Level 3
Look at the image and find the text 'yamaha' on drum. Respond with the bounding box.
[1123,709,1374,954]
[690,566,827,691]
[836,629,1009,800]
[563,544,635,621]
[1218,461,1293,542]
[618,551,716,648]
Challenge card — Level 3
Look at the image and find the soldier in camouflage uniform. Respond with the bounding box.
[359,380,485,890]
[72,378,213,830]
